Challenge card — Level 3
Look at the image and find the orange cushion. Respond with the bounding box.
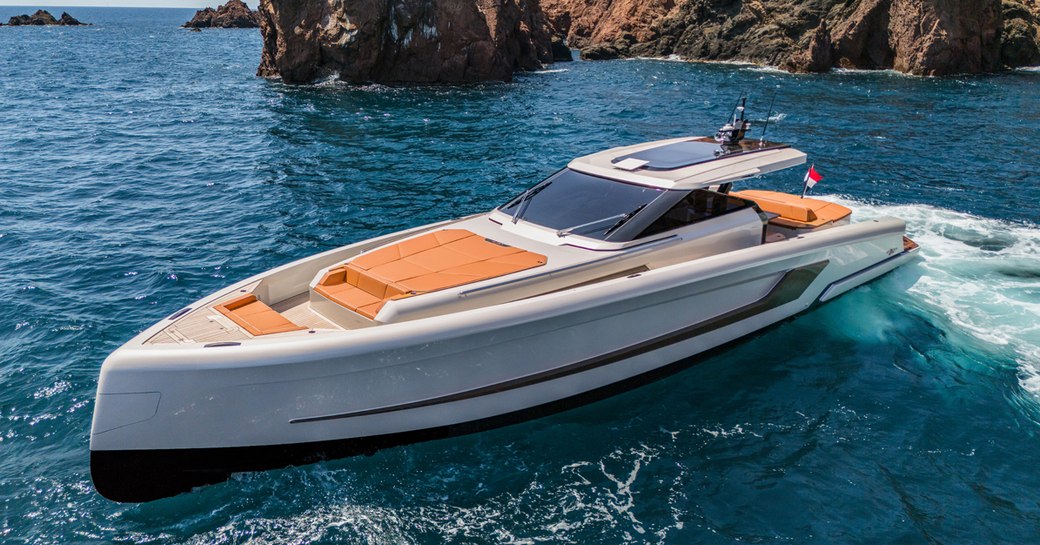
[319,268,347,286]
[352,229,472,270]
[214,294,306,336]
[397,272,484,293]
[366,259,433,283]
[317,229,547,320]
[441,234,520,259]
[732,190,851,227]
[404,244,480,271]
[315,283,381,309]
[355,301,387,320]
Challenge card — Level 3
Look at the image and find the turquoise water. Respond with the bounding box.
[2,6,1039,543]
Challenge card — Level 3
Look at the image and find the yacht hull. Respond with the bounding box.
[90,217,916,502]
[89,346,736,503]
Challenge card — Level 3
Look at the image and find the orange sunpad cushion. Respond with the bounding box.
[732,190,851,227]
[350,229,472,270]
[214,294,306,336]
[315,229,547,320]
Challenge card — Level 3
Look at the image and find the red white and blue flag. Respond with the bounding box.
[801,164,823,197]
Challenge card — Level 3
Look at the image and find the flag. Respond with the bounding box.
[801,164,822,198]
[804,164,823,189]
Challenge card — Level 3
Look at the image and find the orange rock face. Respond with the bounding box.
[257,0,556,84]
[543,0,1027,75]
[256,0,1040,81]
[543,0,680,49]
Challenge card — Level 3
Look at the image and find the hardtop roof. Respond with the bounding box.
[568,136,807,190]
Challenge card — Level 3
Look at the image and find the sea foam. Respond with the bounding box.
[829,197,1040,397]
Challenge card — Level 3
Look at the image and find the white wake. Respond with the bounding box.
[829,196,1040,396]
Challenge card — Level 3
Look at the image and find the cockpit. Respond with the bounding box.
[498,168,758,242]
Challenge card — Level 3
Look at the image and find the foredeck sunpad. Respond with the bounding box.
[214,294,306,336]
[316,229,548,320]
[732,190,852,228]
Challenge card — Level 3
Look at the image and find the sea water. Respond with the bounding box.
[0,6,1038,543]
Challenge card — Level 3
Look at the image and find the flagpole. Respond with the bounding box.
[801,163,813,199]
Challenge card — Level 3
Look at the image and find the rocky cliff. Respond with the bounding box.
[543,0,1039,75]
[184,0,260,28]
[256,0,1040,83]
[257,0,556,84]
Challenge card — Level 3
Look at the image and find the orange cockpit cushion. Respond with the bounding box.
[214,294,306,336]
[731,190,852,228]
[314,229,547,320]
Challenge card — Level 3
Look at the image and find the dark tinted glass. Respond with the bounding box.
[609,140,788,171]
[500,169,664,239]
[638,190,752,238]
[611,141,723,170]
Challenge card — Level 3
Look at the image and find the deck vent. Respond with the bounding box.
[167,307,192,320]
[203,341,241,348]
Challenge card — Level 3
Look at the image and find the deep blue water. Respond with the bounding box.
[1,6,1039,543]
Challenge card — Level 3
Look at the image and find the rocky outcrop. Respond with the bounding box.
[782,20,833,72]
[845,0,1001,74]
[184,0,260,29]
[546,0,842,67]
[6,10,87,26]
[257,0,556,84]
[543,0,1037,75]
[551,36,574,60]
[784,0,1004,74]
[544,0,677,52]
[58,12,86,25]
[8,10,57,25]
[1002,0,1040,66]
[581,42,627,59]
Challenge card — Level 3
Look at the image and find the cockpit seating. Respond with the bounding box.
[731,190,852,229]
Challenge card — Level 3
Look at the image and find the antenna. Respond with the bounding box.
[728,91,747,124]
[760,91,778,144]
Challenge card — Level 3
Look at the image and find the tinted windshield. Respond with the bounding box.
[500,169,664,240]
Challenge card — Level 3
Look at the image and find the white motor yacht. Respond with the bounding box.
[91,108,919,501]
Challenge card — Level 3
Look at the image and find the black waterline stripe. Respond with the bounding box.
[290,260,829,424]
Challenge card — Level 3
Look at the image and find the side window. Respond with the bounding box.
[638,190,751,238]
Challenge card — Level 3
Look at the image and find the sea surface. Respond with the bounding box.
[1,6,1039,544]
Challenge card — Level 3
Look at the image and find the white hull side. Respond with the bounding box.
[91,217,910,453]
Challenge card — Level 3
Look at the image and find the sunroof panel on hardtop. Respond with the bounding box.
[611,139,789,171]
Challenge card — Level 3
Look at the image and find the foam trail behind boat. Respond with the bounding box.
[827,197,1040,398]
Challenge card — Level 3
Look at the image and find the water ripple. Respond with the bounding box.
[2,5,1040,544]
